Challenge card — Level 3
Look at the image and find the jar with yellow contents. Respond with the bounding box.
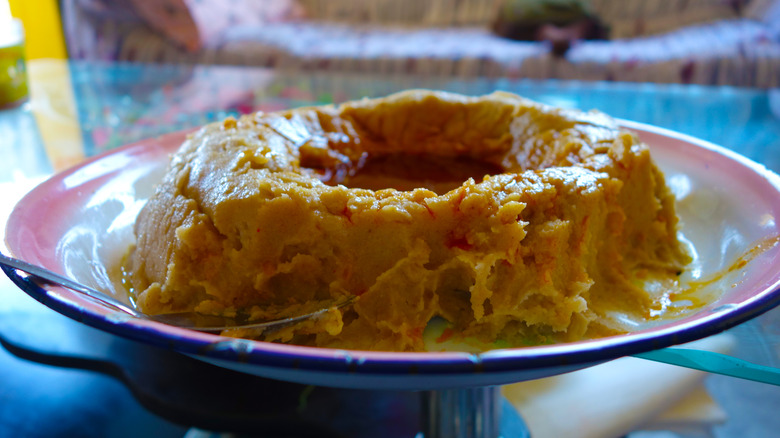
[0,17,28,108]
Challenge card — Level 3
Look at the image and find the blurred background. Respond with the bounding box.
[19,0,780,86]
[3,0,778,164]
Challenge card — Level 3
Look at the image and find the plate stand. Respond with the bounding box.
[422,386,501,438]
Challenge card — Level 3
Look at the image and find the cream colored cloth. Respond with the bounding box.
[503,334,735,438]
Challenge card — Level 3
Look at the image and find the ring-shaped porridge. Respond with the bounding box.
[126,90,691,351]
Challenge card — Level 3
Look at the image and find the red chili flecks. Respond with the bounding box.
[423,202,436,218]
[408,326,424,340]
[341,205,353,223]
[447,236,473,251]
[436,328,455,344]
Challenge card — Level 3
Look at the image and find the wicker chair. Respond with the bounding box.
[61,0,780,87]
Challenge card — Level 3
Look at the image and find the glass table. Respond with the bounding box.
[1,60,779,438]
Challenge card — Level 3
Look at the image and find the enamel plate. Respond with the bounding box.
[4,120,780,390]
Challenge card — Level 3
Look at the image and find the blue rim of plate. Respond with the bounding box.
[4,120,780,387]
[5,265,780,377]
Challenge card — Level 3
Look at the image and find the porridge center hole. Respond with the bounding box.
[305,153,505,195]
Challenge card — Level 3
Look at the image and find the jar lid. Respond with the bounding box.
[0,17,24,49]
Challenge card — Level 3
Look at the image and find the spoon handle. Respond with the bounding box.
[0,252,139,317]
[635,348,780,386]
[1,251,356,332]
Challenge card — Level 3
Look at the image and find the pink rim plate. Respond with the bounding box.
[4,120,780,390]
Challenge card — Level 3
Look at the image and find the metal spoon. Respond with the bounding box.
[0,252,354,333]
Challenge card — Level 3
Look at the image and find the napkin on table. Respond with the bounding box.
[502,334,735,438]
